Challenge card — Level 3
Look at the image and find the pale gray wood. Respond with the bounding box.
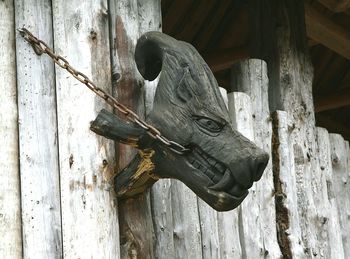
[231,59,281,258]
[0,1,22,258]
[268,4,322,255]
[316,128,344,259]
[198,200,220,259]
[14,1,62,258]
[217,210,242,259]
[329,134,350,257]
[52,1,119,258]
[228,92,259,258]
[271,111,304,258]
[171,181,202,259]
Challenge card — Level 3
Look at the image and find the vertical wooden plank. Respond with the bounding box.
[108,0,154,258]
[316,128,344,259]
[271,111,304,258]
[267,2,321,257]
[232,59,281,258]
[329,134,350,258]
[52,1,119,258]
[198,200,220,259]
[172,181,202,259]
[0,1,22,258]
[228,92,261,258]
[14,1,63,258]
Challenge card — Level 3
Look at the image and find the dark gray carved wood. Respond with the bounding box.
[91,32,269,211]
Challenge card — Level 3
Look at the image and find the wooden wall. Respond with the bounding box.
[1,0,350,258]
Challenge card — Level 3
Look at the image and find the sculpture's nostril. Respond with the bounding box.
[253,152,269,181]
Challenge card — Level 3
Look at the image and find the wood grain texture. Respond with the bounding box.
[231,59,281,258]
[109,0,154,257]
[329,134,350,257]
[0,1,22,258]
[171,181,202,259]
[271,111,304,258]
[52,0,119,258]
[15,1,62,258]
[316,128,344,259]
[269,2,321,257]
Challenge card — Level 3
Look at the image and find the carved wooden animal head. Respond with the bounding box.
[91,32,268,211]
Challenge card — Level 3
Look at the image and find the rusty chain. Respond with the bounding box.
[18,27,189,155]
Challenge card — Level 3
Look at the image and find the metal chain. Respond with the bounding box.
[18,27,189,155]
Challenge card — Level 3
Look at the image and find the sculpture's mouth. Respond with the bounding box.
[187,145,249,208]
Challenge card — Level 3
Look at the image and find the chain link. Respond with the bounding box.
[18,28,189,155]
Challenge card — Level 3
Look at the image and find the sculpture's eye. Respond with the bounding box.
[194,116,225,133]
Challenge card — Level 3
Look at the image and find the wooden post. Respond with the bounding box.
[52,1,119,258]
[15,1,63,258]
[0,1,22,258]
[231,59,281,258]
[108,0,154,257]
[271,111,304,258]
[317,128,344,258]
[171,182,202,259]
[329,134,350,257]
[267,1,322,257]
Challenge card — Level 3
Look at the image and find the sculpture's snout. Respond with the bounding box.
[252,151,269,181]
[231,148,269,189]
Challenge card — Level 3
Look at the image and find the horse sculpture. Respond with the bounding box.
[90,32,268,211]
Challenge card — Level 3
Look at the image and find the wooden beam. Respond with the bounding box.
[314,87,350,112]
[204,47,249,72]
[316,114,350,141]
[318,0,350,12]
[305,4,350,60]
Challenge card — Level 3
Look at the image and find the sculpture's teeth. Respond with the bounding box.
[208,170,233,191]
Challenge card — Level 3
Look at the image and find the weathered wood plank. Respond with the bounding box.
[271,111,304,258]
[14,1,62,258]
[198,200,220,259]
[329,134,350,257]
[316,128,344,259]
[231,59,281,258]
[0,1,22,258]
[268,2,322,257]
[52,1,119,258]
[108,0,154,258]
[228,92,259,258]
[171,181,202,259]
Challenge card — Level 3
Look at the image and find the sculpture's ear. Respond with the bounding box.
[176,67,194,103]
[135,32,174,81]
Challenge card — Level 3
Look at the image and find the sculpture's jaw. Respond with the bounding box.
[184,145,251,211]
[155,144,266,211]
